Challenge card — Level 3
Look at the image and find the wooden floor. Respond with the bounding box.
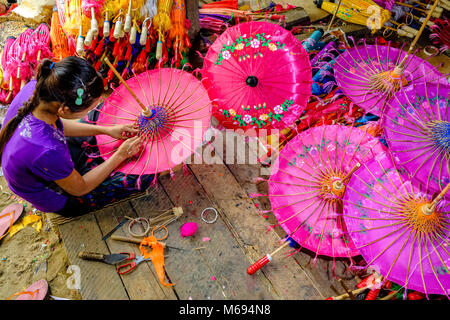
[58,131,358,300]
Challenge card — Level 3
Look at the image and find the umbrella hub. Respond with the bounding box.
[320,174,346,200]
[245,76,259,87]
[368,67,408,97]
[428,121,450,155]
[137,106,171,136]
[401,198,444,234]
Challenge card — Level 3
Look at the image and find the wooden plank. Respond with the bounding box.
[211,131,359,297]
[129,181,263,300]
[188,138,323,299]
[95,201,177,300]
[58,214,129,300]
[212,131,357,297]
[157,166,276,300]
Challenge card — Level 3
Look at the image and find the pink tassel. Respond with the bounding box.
[150,176,159,188]
[258,209,272,215]
[254,177,267,183]
[170,169,175,180]
[266,225,276,234]
[136,176,142,190]
[248,193,266,198]
[183,163,190,176]
[122,176,128,188]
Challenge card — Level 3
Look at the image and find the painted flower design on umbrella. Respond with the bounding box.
[250,38,261,49]
[274,105,283,114]
[243,114,253,124]
[222,50,231,60]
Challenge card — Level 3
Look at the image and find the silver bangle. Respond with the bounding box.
[423,45,439,57]
[201,207,218,224]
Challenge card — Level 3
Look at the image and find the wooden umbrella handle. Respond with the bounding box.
[247,241,290,275]
[78,251,105,261]
[102,57,148,112]
[408,0,440,52]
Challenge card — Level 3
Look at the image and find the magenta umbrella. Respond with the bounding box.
[343,151,450,298]
[247,124,387,275]
[334,40,443,115]
[95,67,212,185]
[202,21,312,134]
[383,81,449,196]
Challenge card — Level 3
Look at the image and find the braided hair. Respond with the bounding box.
[0,56,104,164]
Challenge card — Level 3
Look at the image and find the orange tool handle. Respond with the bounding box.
[247,254,272,275]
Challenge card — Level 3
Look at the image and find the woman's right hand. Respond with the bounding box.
[116,135,144,160]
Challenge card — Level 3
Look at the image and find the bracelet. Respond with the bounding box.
[128,217,150,237]
[201,207,218,224]
[423,45,439,57]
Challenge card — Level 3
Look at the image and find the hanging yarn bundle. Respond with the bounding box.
[0,37,17,104]
[50,10,74,61]
[152,0,173,62]
[30,24,53,65]
[0,24,55,104]
[166,0,191,67]
[63,0,91,38]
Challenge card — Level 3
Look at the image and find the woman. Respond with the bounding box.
[0,57,150,216]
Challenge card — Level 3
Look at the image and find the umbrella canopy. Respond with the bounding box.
[343,152,450,298]
[267,124,387,259]
[383,81,449,196]
[95,67,212,182]
[202,21,312,133]
[334,40,443,115]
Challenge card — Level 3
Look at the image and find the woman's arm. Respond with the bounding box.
[61,119,138,139]
[54,136,143,196]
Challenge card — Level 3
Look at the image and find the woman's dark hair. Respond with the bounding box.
[0,56,104,164]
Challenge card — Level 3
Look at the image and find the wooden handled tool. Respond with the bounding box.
[78,251,131,264]
[247,241,290,275]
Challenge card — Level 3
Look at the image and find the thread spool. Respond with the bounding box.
[397,29,413,38]
[103,12,111,37]
[114,19,123,39]
[91,8,98,36]
[418,17,435,27]
[401,25,419,36]
[84,29,94,47]
[140,18,149,46]
[124,0,133,32]
[130,25,137,44]
[76,35,85,56]
[156,40,163,60]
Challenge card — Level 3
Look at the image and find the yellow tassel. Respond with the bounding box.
[153,0,173,32]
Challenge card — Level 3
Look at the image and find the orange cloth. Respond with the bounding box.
[139,236,174,287]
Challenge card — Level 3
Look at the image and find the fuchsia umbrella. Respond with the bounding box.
[343,151,450,298]
[247,124,387,274]
[95,66,212,186]
[334,40,443,115]
[202,21,312,133]
[383,82,449,196]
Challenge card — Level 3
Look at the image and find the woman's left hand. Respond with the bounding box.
[105,124,139,140]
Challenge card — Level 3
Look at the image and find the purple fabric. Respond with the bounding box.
[1,80,74,212]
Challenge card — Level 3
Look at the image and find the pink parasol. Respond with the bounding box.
[343,151,450,298]
[383,81,449,196]
[201,21,312,133]
[247,124,387,275]
[334,40,444,115]
[94,66,212,186]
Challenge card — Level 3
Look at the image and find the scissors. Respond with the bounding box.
[116,255,152,275]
